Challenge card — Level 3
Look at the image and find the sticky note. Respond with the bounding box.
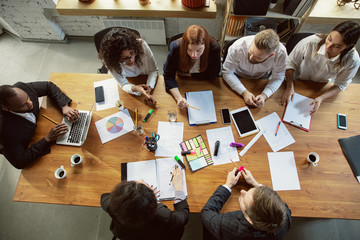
[185,141,191,150]
[181,142,187,151]
[193,138,199,147]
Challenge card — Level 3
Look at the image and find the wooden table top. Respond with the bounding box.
[14,73,360,219]
[56,0,217,19]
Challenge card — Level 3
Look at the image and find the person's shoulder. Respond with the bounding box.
[209,38,220,50]
[169,39,181,50]
[299,34,322,47]
[343,48,360,67]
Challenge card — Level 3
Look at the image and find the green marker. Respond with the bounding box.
[143,109,153,122]
[174,155,186,169]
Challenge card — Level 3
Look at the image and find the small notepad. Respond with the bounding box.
[282,93,313,131]
[185,90,217,126]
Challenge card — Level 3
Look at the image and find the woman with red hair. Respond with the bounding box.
[164,25,221,109]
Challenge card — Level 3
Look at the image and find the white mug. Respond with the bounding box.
[71,154,82,167]
[307,152,319,167]
[55,165,66,179]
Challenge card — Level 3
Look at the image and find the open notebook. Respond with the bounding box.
[282,93,313,131]
[185,90,217,126]
[121,158,188,201]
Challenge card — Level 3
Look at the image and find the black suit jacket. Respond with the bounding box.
[101,193,189,240]
[0,82,71,169]
[163,38,221,90]
[201,185,292,240]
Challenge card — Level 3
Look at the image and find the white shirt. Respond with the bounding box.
[10,111,36,124]
[222,35,288,98]
[286,35,360,91]
[109,40,158,96]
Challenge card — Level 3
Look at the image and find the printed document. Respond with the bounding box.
[94,78,120,111]
[155,121,184,157]
[283,93,313,131]
[186,90,217,125]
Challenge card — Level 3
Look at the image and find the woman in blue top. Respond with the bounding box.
[163,25,221,109]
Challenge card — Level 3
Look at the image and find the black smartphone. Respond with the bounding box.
[337,113,347,130]
[221,108,231,124]
[95,86,105,103]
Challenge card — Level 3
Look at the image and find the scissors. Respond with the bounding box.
[151,132,160,141]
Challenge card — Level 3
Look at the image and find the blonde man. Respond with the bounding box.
[222,29,288,108]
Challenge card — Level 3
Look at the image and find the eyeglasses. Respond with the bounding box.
[120,50,136,63]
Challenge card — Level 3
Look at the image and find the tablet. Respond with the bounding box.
[230,107,259,138]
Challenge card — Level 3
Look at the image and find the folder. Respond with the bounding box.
[185,90,217,126]
[282,93,313,131]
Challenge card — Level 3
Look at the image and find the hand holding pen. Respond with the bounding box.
[170,166,183,191]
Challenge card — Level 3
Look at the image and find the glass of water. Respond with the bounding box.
[168,110,177,122]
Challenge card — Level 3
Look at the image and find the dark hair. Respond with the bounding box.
[246,186,287,233]
[0,85,17,108]
[316,21,360,67]
[179,25,212,73]
[108,181,157,227]
[98,29,144,74]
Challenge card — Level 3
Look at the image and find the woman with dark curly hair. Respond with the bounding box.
[99,29,158,104]
[163,25,221,109]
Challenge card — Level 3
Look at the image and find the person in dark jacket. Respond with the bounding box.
[101,166,189,240]
[201,167,291,240]
[0,81,79,169]
[163,25,221,109]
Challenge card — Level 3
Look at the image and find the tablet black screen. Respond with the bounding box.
[232,110,257,134]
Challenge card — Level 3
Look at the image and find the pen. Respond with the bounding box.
[214,140,220,156]
[230,159,244,176]
[135,108,138,127]
[143,109,153,122]
[41,114,59,125]
[156,102,170,108]
[169,166,178,185]
[181,150,196,156]
[174,155,186,169]
[275,121,282,136]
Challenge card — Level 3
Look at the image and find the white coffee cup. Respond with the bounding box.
[307,152,319,167]
[71,154,82,167]
[55,165,66,179]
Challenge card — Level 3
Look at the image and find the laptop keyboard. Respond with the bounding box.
[67,112,87,144]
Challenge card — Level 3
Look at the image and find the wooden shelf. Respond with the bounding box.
[56,0,217,19]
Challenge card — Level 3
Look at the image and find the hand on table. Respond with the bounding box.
[254,93,267,108]
[45,123,68,142]
[240,168,259,188]
[62,105,79,122]
[310,97,322,115]
[171,166,183,191]
[176,97,189,109]
[242,90,257,107]
[281,87,294,106]
[224,167,242,189]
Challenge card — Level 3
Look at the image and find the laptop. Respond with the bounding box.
[56,103,95,146]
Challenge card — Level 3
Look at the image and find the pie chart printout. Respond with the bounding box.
[106,117,124,134]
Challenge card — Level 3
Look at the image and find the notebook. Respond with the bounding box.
[56,103,94,146]
[185,90,217,126]
[282,93,313,131]
[121,158,188,201]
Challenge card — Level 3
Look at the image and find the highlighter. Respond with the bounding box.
[214,140,220,156]
[235,166,245,176]
[181,150,196,156]
[143,109,153,122]
[174,155,186,169]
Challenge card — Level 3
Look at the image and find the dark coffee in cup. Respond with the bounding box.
[59,171,65,177]
[309,154,316,162]
[74,156,80,163]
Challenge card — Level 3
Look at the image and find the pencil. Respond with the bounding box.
[135,108,138,127]
[156,102,170,108]
[188,105,200,111]
[230,158,240,168]
[41,114,59,125]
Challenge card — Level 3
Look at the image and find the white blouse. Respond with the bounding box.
[109,39,158,95]
[286,35,360,91]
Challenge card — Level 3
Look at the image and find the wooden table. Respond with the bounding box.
[14,73,360,219]
[56,0,217,19]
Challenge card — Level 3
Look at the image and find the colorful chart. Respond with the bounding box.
[106,117,124,134]
[179,135,213,172]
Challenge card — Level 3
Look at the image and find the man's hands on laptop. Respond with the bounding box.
[62,104,80,122]
[45,123,68,142]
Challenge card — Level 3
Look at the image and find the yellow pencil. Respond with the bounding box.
[156,102,170,108]
[135,108,138,127]
[188,105,200,111]
[42,114,59,125]
[230,158,239,168]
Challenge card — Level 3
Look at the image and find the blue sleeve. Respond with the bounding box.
[163,40,181,90]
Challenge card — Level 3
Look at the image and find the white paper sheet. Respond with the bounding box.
[256,112,295,152]
[95,109,134,144]
[268,152,301,191]
[206,126,239,165]
[94,78,120,111]
[155,158,188,200]
[155,121,184,157]
[126,160,158,191]
[283,93,313,130]
[186,91,217,125]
